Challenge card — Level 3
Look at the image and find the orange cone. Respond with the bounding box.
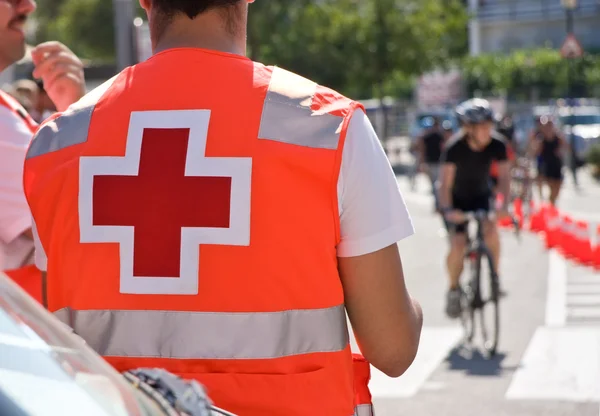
[543,208,560,249]
[574,221,593,266]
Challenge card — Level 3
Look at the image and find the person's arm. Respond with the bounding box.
[416,135,425,167]
[438,163,455,212]
[340,245,422,377]
[494,140,511,213]
[0,106,33,248]
[438,140,458,212]
[336,110,422,378]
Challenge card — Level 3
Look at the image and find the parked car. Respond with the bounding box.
[0,273,235,416]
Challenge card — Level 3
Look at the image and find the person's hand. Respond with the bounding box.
[31,42,86,112]
[444,209,465,224]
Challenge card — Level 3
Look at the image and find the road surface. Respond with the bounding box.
[353,137,600,416]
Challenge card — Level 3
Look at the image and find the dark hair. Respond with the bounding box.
[151,0,241,19]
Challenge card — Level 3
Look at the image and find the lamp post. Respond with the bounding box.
[561,0,579,186]
[113,0,136,71]
[562,0,577,102]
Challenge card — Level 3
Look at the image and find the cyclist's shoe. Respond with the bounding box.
[445,287,462,319]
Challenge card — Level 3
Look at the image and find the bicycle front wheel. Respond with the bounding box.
[478,249,500,357]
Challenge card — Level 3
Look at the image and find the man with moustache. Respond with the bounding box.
[0,0,85,299]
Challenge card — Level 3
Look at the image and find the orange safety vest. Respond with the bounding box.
[352,354,375,416]
[24,49,366,416]
[0,90,43,304]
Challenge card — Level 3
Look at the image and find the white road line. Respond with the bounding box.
[367,326,463,398]
[505,327,600,402]
[545,250,568,327]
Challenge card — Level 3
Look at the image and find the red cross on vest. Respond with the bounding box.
[79,110,252,295]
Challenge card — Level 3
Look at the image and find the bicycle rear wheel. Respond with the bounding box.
[477,249,500,357]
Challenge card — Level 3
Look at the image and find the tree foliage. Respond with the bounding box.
[462,48,600,100]
[32,0,468,98]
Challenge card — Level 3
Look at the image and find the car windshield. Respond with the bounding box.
[0,274,165,416]
[560,114,600,126]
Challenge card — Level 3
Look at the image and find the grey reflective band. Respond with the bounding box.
[54,305,349,360]
[354,404,374,416]
[258,67,343,150]
[26,75,118,160]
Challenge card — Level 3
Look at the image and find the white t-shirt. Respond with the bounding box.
[33,110,414,270]
[0,104,35,270]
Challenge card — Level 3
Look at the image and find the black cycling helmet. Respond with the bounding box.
[455,98,494,125]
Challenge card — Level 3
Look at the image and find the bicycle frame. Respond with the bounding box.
[463,211,498,310]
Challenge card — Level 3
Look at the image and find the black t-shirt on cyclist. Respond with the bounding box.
[441,132,508,202]
[422,130,444,163]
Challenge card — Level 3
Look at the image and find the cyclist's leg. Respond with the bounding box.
[479,196,501,277]
[445,197,469,318]
[545,161,564,206]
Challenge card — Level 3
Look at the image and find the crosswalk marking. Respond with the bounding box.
[567,272,600,324]
[505,327,600,402]
[546,251,567,326]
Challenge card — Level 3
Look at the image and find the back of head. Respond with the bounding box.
[151,0,241,18]
[149,0,244,40]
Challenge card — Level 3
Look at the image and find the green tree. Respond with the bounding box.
[33,0,146,63]
[33,0,468,105]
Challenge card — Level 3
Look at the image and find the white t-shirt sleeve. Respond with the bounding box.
[336,110,414,258]
[0,106,33,245]
[32,218,47,271]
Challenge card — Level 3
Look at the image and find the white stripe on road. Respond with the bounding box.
[366,327,463,398]
[545,250,567,327]
[505,327,600,402]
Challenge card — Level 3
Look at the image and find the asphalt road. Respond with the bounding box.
[350,137,600,416]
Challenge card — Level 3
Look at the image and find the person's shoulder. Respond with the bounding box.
[27,74,122,160]
[443,130,465,151]
[262,65,359,116]
[490,131,508,147]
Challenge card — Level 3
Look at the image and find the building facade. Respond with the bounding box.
[468,0,600,55]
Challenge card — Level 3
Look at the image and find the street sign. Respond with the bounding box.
[560,34,584,59]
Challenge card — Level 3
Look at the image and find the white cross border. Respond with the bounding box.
[79,110,252,295]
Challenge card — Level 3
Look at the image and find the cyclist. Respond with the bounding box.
[439,99,511,318]
[416,116,445,212]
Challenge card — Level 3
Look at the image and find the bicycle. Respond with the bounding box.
[457,210,520,357]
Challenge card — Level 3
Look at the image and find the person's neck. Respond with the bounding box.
[153,11,247,57]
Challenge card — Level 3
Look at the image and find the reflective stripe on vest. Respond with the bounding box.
[26,75,118,160]
[258,67,343,150]
[54,304,348,359]
[355,404,375,416]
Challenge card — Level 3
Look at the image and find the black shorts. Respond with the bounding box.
[539,160,563,180]
[449,194,491,234]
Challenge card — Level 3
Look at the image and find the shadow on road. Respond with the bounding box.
[445,345,520,377]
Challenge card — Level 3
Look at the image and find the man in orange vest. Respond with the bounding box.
[0,0,85,303]
[24,1,423,414]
